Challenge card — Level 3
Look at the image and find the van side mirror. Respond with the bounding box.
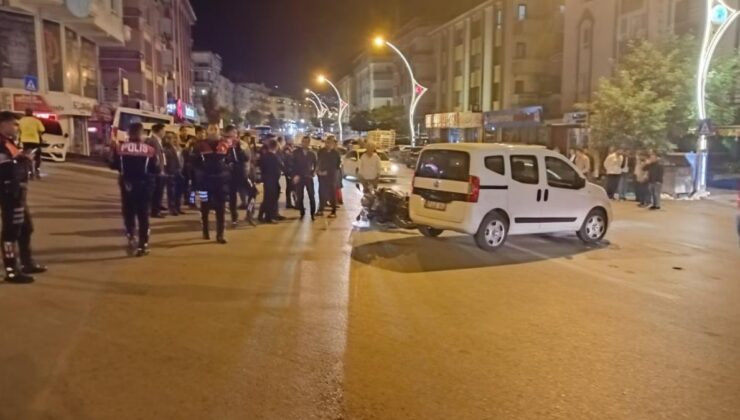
[576,176,586,189]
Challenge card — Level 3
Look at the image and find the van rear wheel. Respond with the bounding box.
[475,212,509,251]
[419,226,443,238]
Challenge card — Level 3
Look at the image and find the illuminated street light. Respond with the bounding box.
[695,0,740,195]
[316,75,347,142]
[373,35,428,147]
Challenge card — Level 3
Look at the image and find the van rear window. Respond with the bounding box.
[118,113,171,131]
[415,150,470,181]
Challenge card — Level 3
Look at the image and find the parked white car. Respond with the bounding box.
[409,143,613,251]
[343,149,400,182]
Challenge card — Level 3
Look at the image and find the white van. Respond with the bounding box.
[409,143,613,251]
[111,107,174,143]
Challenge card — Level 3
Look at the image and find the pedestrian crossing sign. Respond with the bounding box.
[24,75,38,92]
[698,119,714,136]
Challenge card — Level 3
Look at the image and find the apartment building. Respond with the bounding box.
[562,0,740,113]
[429,0,565,142]
[0,0,126,155]
[99,0,195,120]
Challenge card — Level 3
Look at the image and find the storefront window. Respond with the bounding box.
[0,11,38,88]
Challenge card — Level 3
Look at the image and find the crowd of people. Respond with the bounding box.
[110,123,347,257]
[567,146,665,210]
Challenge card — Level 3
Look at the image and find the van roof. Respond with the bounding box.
[423,143,547,152]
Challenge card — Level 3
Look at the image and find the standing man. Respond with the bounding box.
[258,139,283,223]
[146,124,167,218]
[293,136,318,220]
[162,133,184,216]
[358,143,382,192]
[18,108,44,180]
[574,148,591,178]
[0,111,46,283]
[192,124,229,243]
[282,142,296,209]
[316,136,341,218]
[603,146,624,200]
[110,123,159,257]
[645,152,664,211]
[223,125,249,227]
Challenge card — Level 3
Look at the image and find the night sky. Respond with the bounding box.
[190,0,482,95]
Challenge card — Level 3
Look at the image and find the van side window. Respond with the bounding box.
[545,157,582,189]
[510,155,539,184]
[484,156,505,175]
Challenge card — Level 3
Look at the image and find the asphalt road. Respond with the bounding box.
[0,163,738,420]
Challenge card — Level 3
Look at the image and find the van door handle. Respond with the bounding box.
[536,189,542,202]
[544,189,549,202]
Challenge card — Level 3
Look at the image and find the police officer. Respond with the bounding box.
[223,125,249,227]
[0,111,46,283]
[110,122,159,257]
[192,124,229,243]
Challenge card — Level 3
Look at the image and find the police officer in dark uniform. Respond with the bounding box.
[258,139,283,223]
[110,122,160,257]
[0,111,46,283]
[192,124,229,243]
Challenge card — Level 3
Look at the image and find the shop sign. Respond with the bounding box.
[12,94,53,113]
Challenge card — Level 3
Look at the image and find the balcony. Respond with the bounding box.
[10,0,127,45]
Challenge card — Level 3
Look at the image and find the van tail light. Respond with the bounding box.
[468,175,480,203]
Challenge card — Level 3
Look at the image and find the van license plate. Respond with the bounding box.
[425,200,446,211]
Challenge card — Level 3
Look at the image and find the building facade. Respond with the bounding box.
[561,0,740,113]
[161,0,197,115]
[0,0,126,155]
[234,82,271,117]
[352,51,397,111]
[432,0,564,117]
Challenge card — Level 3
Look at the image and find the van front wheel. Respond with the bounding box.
[419,226,443,237]
[577,209,608,244]
[475,212,509,251]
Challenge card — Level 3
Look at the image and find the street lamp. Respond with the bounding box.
[306,97,324,133]
[316,75,347,142]
[695,0,740,196]
[374,36,428,147]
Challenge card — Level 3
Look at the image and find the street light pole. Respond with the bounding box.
[317,76,346,142]
[374,36,428,147]
[306,97,324,134]
[695,0,740,196]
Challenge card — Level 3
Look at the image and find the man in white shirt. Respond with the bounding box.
[358,143,382,192]
[574,148,591,177]
[603,146,624,199]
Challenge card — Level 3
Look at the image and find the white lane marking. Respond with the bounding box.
[506,242,680,301]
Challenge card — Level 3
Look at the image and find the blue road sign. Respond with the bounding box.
[24,75,38,92]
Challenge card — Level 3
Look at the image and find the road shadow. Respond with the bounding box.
[50,219,202,238]
[351,234,602,273]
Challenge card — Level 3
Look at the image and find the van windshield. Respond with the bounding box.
[118,113,172,131]
[415,150,470,181]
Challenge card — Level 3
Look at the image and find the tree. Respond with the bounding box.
[267,113,280,130]
[226,108,244,127]
[200,90,223,124]
[245,109,263,127]
[349,110,375,133]
[371,105,406,133]
[584,36,740,151]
